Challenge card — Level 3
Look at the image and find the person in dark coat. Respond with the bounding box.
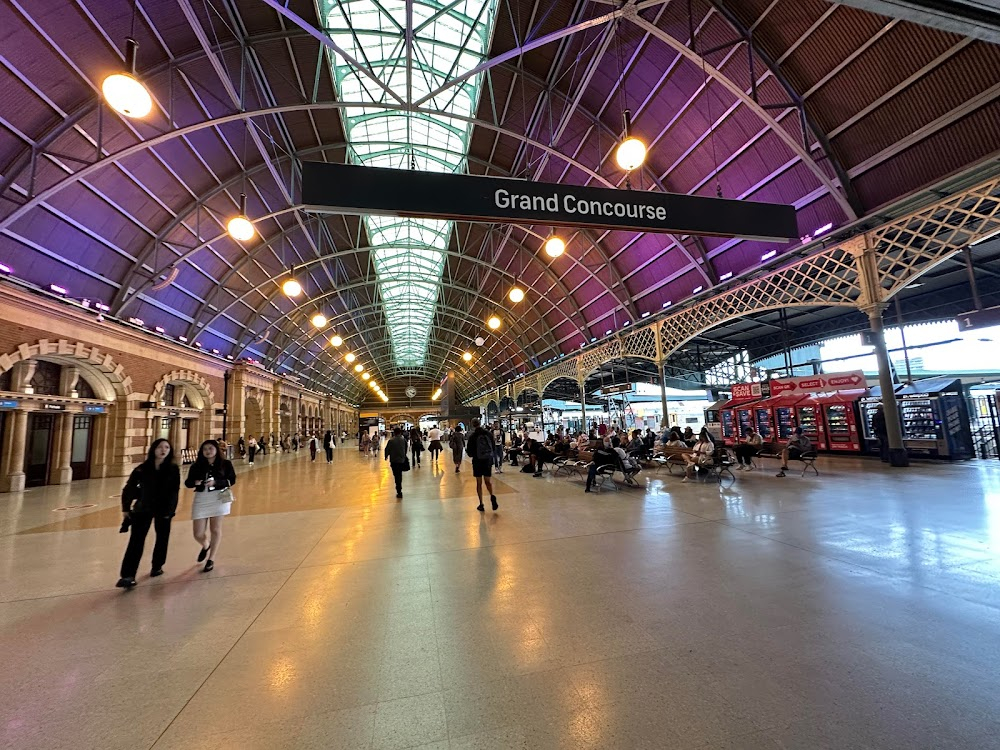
[323,430,334,463]
[872,405,889,463]
[117,438,181,589]
[409,426,424,468]
[384,427,409,499]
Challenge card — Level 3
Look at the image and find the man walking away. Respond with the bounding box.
[872,406,889,463]
[384,427,409,499]
[323,430,334,463]
[466,418,498,511]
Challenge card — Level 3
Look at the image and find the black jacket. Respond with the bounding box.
[121,462,181,517]
[591,446,617,467]
[184,459,237,492]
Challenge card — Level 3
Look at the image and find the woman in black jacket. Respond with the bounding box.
[185,439,237,572]
[117,438,181,589]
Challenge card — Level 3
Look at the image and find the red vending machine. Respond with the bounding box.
[754,402,775,441]
[795,396,826,450]
[756,394,806,441]
[735,401,762,441]
[815,390,865,452]
[719,398,738,445]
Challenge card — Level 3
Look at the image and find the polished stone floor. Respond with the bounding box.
[2,446,1000,749]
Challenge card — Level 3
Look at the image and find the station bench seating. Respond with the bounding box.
[756,442,819,476]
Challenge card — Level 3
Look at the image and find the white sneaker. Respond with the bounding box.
[681,477,689,483]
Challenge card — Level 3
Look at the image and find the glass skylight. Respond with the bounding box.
[321,0,498,368]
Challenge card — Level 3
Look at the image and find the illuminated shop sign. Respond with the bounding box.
[302,162,799,242]
[0,399,18,409]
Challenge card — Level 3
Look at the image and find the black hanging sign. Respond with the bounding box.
[301,162,800,242]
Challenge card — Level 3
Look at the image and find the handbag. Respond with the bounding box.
[402,457,411,472]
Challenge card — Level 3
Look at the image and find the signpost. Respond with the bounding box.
[602,383,633,396]
[302,162,800,242]
[956,306,1000,332]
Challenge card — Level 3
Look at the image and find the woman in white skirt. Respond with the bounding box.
[185,439,237,572]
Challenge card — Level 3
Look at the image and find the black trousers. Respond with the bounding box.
[734,445,758,466]
[411,445,422,465]
[390,461,405,494]
[325,446,333,462]
[120,513,172,578]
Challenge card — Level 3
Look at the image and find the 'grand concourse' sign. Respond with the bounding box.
[301,162,799,241]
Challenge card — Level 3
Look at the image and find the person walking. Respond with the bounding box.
[309,433,318,461]
[872,405,890,463]
[409,426,424,468]
[247,435,257,465]
[185,439,237,573]
[116,438,181,589]
[384,427,409,499]
[427,424,443,462]
[449,425,466,474]
[323,430,334,463]
[238,436,246,459]
[466,419,498,511]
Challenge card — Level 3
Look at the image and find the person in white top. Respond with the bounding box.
[682,432,715,482]
[427,425,443,462]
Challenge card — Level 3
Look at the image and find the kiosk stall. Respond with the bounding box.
[794,396,826,450]
[813,390,866,452]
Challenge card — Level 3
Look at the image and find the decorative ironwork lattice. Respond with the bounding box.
[621,327,658,362]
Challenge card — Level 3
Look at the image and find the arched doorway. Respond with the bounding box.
[0,340,132,492]
[245,396,263,439]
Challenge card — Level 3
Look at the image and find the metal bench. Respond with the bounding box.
[758,442,819,477]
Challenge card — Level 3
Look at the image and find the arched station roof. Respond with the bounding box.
[1,0,998,402]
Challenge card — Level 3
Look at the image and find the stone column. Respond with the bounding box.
[2,410,29,492]
[53,412,74,484]
[868,309,909,467]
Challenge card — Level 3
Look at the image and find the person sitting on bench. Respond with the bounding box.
[585,438,618,493]
[682,432,715,483]
[734,427,763,470]
[527,439,557,477]
[777,427,812,477]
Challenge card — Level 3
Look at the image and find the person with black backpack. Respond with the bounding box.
[466,418,498,512]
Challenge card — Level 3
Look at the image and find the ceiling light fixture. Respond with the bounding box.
[474,336,485,347]
[508,286,525,304]
[102,37,152,118]
[487,315,502,330]
[345,352,356,363]
[462,352,473,362]
[432,388,442,400]
[362,372,371,380]
[311,313,327,328]
[227,193,255,242]
[330,335,343,347]
[354,364,364,373]
[615,110,646,174]
[282,271,302,298]
[543,234,565,258]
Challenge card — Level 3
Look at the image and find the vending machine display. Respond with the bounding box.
[735,404,757,439]
[900,398,939,441]
[825,404,858,450]
[775,405,797,439]
[721,409,735,442]
[755,407,774,440]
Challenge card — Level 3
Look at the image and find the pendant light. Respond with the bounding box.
[508,286,525,304]
[615,109,646,173]
[462,352,473,362]
[487,315,502,330]
[282,271,302,298]
[330,334,343,347]
[102,37,153,118]
[227,193,255,242]
[311,312,327,328]
[543,233,565,258]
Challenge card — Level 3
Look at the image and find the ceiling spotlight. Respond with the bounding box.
[508,286,525,304]
[615,110,646,173]
[462,352,473,362]
[102,38,153,118]
[330,335,343,347]
[487,315,502,330]
[354,364,364,373]
[543,235,565,258]
[311,313,327,328]
[345,352,356,363]
[282,276,302,298]
[474,336,485,347]
[362,372,371,380]
[227,193,255,242]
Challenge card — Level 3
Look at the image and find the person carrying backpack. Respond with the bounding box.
[466,418,498,512]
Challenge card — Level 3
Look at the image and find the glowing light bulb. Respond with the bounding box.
[508,286,525,304]
[227,215,254,242]
[615,137,647,172]
[102,38,153,118]
[311,313,327,328]
[354,364,364,373]
[462,352,473,362]
[487,315,502,330]
[362,372,370,380]
[330,335,343,347]
[544,235,565,258]
[345,353,356,363]
[282,278,302,297]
